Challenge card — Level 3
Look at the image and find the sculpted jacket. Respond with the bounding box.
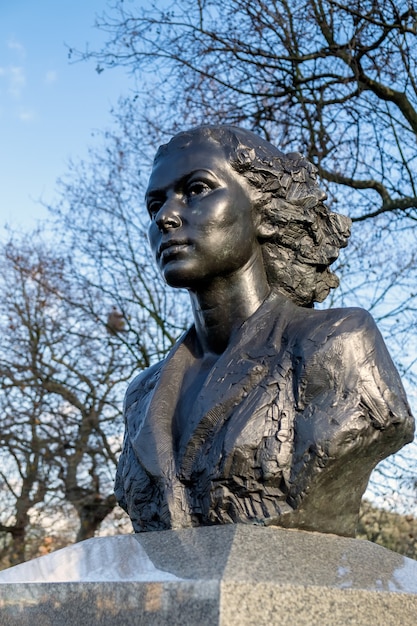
[115,292,414,536]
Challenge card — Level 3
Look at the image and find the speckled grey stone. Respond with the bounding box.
[0,526,416,625]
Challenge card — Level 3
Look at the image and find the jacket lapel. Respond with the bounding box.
[132,290,295,488]
[131,328,196,479]
[178,291,294,478]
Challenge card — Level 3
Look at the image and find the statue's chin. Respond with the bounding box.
[161,259,209,290]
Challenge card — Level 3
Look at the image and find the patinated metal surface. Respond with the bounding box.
[115,126,414,536]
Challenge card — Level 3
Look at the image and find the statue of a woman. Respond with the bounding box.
[115,126,414,537]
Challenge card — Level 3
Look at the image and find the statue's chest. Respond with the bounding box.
[173,355,219,448]
[182,362,298,486]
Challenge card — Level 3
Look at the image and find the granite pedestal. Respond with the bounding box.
[0,525,416,625]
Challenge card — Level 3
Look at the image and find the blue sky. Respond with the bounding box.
[1,0,131,230]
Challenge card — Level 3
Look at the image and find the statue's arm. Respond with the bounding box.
[285,309,414,535]
[296,307,414,459]
[349,308,414,437]
[114,365,160,513]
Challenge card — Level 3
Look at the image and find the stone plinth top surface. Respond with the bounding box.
[0,525,416,624]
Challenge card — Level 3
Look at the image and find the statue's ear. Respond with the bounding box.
[256,221,276,239]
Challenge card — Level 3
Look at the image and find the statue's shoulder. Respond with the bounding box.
[293,304,414,435]
[270,292,376,342]
[300,305,378,342]
[123,360,163,413]
[287,304,385,369]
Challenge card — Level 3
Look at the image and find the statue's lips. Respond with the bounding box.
[158,240,191,260]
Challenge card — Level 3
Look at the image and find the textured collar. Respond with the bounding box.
[131,291,295,482]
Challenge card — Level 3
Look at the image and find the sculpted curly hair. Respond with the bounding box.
[153,125,351,307]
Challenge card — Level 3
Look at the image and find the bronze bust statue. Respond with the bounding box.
[115,126,414,537]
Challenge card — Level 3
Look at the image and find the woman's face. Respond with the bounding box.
[146,135,261,289]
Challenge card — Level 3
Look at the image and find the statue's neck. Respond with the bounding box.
[189,252,270,356]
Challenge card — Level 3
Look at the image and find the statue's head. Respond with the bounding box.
[149,125,351,307]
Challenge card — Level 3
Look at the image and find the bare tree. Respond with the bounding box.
[51,114,190,365]
[0,234,138,563]
[77,0,417,222]
[0,383,52,566]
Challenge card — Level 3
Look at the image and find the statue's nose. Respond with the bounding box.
[155,196,183,231]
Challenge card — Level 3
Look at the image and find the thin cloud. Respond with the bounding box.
[17,107,35,122]
[44,70,57,84]
[7,38,26,58]
[8,66,26,98]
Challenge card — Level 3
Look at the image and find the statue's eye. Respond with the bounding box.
[187,181,211,197]
[147,199,163,217]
